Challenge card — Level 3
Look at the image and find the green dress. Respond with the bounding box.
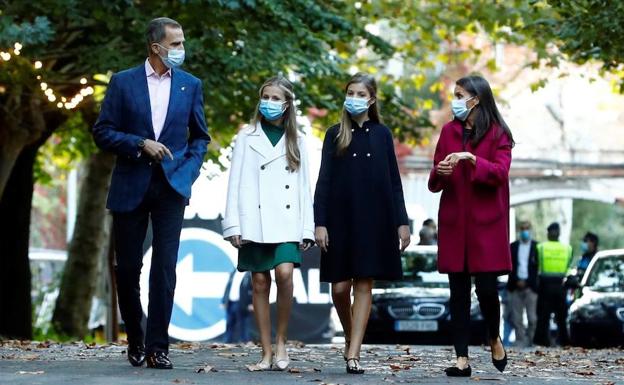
[237,120,302,273]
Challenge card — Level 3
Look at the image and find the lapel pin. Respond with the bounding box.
[181,86,186,91]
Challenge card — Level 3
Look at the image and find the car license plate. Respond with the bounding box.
[394,320,438,332]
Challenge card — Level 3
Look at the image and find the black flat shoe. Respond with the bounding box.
[127,344,145,367]
[492,337,508,373]
[444,365,472,377]
[346,358,364,374]
[146,351,173,369]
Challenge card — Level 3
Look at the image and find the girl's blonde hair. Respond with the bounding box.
[336,72,381,154]
[250,76,300,171]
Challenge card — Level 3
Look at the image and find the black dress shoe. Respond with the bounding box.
[492,351,508,373]
[492,337,508,373]
[444,365,472,377]
[146,351,173,369]
[127,345,145,367]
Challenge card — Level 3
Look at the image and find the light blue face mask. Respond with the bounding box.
[451,96,476,121]
[259,99,286,121]
[580,241,589,253]
[344,97,370,116]
[156,44,185,68]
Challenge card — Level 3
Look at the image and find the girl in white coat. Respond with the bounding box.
[222,76,314,371]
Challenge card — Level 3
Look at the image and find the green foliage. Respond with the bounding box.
[34,112,96,184]
[571,200,624,253]
[0,15,53,46]
[0,0,399,165]
[3,0,624,168]
[523,0,624,92]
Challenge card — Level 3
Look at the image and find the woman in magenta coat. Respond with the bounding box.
[428,75,513,377]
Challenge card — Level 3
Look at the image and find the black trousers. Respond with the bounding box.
[448,272,501,357]
[534,276,569,346]
[113,166,185,354]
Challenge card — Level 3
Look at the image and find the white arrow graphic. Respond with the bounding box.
[174,253,230,316]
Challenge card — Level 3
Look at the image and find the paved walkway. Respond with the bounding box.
[0,340,622,384]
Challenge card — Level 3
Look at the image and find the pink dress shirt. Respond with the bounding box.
[145,58,171,140]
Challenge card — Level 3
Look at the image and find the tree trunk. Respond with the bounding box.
[52,150,115,338]
[0,144,42,339]
[0,142,24,201]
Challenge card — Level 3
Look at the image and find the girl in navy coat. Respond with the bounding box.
[314,73,411,374]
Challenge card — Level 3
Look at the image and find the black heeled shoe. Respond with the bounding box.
[492,337,508,373]
[444,365,472,377]
[346,357,364,374]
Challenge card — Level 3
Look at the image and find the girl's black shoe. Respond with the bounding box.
[444,365,472,377]
[346,358,364,374]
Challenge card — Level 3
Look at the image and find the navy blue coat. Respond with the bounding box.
[93,64,210,212]
[314,121,409,283]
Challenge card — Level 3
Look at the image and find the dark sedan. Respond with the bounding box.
[568,249,624,347]
[364,245,486,345]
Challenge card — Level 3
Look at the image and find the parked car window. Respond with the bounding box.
[586,255,624,292]
[375,250,448,289]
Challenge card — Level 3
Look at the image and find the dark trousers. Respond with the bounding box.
[449,272,501,357]
[113,166,186,354]
[534,276,570,346]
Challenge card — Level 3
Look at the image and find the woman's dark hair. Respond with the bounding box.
[456,75,514,147]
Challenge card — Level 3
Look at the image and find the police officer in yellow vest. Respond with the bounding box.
[534,222,572,346]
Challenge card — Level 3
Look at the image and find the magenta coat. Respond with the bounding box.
[428,120,512,274]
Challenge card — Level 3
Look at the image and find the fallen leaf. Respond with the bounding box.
[573,370,594,376]
[217,352,248,357]
[288,367,321,373]
[17,371,44,375]
[388,355,420,362]
[195,365,217,373]
[173,342,199,350]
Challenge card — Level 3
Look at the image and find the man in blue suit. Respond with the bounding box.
[93,17,210,369]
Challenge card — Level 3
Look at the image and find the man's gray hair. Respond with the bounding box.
[146,17,182,49]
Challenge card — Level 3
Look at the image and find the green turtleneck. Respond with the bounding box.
[261,120,284,147]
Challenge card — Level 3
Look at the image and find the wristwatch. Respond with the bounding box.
[138,138,146,150]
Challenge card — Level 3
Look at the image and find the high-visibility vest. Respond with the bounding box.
[537,241,573,276]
